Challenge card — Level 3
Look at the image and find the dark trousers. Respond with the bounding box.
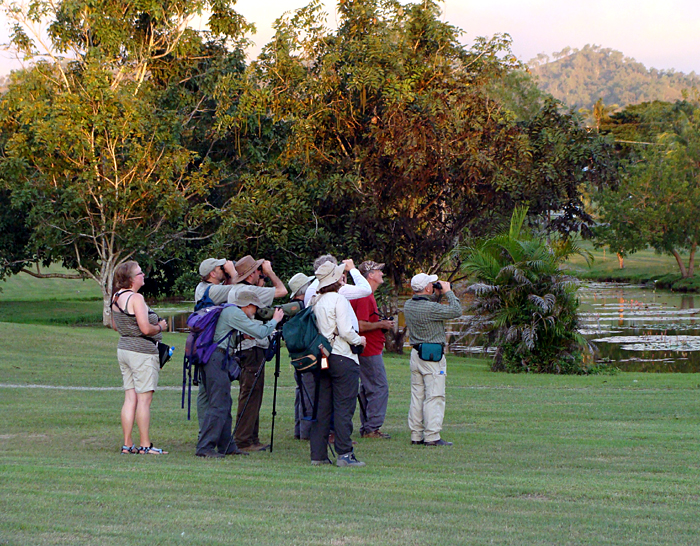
[196,350,232,455]
[310,354,360,461]
[294,372,316,440]
[235,347,265,448]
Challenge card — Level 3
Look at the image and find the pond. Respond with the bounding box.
[447,282,700,373]
[155,282,700,373]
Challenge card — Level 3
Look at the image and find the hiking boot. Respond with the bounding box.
[196,450,225,459]
[336,452,366,467]
[361,430,391,439]
[411,440,425,445]
[240,443,270,452]
[424,438,453,447]
[223,445,249,456]
[311,458,333,466]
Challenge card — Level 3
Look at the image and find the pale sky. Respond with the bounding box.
[1,0,698,76]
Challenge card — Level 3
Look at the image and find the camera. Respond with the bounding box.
[350,344,364,355]
[432,281,442,291]
[379,316,393,331]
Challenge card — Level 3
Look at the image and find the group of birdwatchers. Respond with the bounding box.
[109,253,462,466]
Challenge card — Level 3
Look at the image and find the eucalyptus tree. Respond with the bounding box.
[0,0,252,322]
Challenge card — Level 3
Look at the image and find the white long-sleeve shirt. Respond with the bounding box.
[303,268,372,324]
[312,291,364,363]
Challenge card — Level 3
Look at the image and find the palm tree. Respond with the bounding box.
[458,207,593,374]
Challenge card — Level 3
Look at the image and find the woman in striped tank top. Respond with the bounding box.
[111,261,169,455]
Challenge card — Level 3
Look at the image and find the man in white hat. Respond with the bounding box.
[196,289,283,458]
[403,273,462,447]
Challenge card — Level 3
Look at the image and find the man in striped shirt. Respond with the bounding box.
[403,273,462,447]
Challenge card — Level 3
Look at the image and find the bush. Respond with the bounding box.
[459,207,597,374]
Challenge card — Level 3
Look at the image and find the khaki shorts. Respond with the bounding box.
[118,349,159,393]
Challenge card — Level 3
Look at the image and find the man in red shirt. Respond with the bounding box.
[350,261,395,439]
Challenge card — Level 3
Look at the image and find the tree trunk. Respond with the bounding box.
[380,288,406,354]
[687,242,697,278]
[671,249,689,278]
[616,252,624,269]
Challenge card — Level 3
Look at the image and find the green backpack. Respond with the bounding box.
[282,304,332,372]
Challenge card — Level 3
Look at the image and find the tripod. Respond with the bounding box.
[223,330,282,455]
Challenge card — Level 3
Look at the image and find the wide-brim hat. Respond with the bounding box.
[230,288,267,308]
[315,261,345,289]
[288,272,315,298]
[235,255,264,281]
[199,258,226,277]
[411,273,438,291]
[358,260,385,277]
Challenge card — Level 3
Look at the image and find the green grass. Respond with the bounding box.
[2,321,700,545]
[566,243,700,290]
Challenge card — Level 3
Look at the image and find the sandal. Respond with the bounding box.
[121,444,137,454]
[138,443,168,455]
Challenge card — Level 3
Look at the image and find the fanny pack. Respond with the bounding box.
[413,343,444,362]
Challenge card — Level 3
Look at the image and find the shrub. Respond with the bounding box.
[459,207,596,374]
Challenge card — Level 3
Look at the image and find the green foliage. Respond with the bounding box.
[244,0,525,286]
[459,207,596,374]
[0,0,253,319]
[530,44,700,110]
[594,101,700,278]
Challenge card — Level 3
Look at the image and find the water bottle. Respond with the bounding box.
[168,346,175,358]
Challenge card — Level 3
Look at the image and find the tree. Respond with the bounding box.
[595,102,700,278]
[245,0,523,286]
[458,207,592,374]
[0,0,251,322]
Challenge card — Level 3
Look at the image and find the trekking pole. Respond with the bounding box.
[224,352,267,455]
[270,330,282,453]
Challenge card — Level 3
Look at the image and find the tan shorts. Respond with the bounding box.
[118,349,159,393]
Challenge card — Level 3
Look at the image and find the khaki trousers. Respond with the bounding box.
[408,349,446,443]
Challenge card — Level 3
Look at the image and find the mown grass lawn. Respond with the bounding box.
[2,320,700,545]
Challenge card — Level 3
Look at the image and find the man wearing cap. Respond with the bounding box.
[287,272,316,441]
[403,273,462,447]
[195,258,238,308]
[194,258,239,436]
[350,261,395,439]
[196,290,283,458]
[227,255,288,452]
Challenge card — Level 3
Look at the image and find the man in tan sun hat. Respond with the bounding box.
[226,255,288,452]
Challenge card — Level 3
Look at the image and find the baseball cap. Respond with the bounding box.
[410,273,438,291]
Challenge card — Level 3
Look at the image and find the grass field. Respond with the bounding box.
[2,265,700,545]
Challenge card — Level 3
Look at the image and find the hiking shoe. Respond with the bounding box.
[240,443,270,452]
[196,450,225,458]
[361,430,391,439]
[311,458,333,466]
[411,440,425,445]
[223,445,249,456]
[336,453,366,467]
[424,438,453,447]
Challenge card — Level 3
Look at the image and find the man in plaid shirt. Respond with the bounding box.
[403,273,462,446]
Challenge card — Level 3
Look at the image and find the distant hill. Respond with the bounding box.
[528,44,700,110]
